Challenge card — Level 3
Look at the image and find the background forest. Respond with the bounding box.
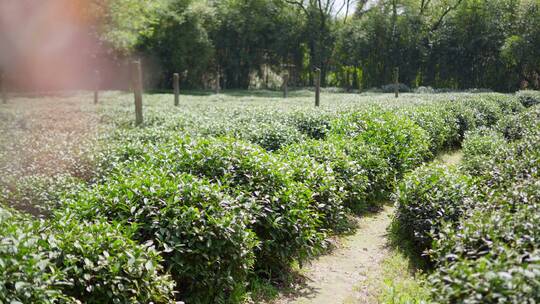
[4,0,540,92]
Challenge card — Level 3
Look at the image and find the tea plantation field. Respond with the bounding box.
[1,90,539,303]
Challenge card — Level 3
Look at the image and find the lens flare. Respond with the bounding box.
[0,0,101,91]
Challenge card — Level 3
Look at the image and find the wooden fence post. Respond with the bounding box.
[215,68,220,94]
[394,67,399,98]
[173,73,180,106]
[132,60,143,125]
[283,72,289,98]
[1,72,7,104]
[94,70,100,104]
[315,68,321,107]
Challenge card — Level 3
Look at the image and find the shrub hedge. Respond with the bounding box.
[280,139,370,213]
[135,137,326,274]
[278,151,347,231]
[6,92,537,302]
[401,105,460,152]
[332,111,432,177]
[393,163,473,257]
[0,207,175,304]
[516,90,540,107]
[62,169,257,303]
[496,104,540,141]
[392,103,540,302]
[461,128,508,177]
[430,196,540,303]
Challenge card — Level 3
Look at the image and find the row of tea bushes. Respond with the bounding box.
[0,207,176,303]
[59,94,531,302]
[57,109,437,302]
[3,92,534,303]
[430,132,540,303]
[62,168,259,303]
[393,102,540,302]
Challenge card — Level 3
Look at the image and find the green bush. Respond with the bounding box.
[0,207,175,304]
[138,137,325,274]
[496,105,540,141]
[393,163,473,256]
[430,200,540,303]
[288,111,332,139]
[340,139,394,200]
[403,105,461,152]
[280,138,370,213]
[430,248,540,304]
[0,208,66,303]
[50,215,176,304]
[461,128,508,176]
[446,102,478,142]
[486,94,525,115]
[422,120,540,303]
[516,90,540,107]
[278,151,347,231]
[478,134,540,192]
[235,121,305,151]
[332,111,432,177]
[0,174,84,216]
[63,169,257,303]
[463,97,503,128]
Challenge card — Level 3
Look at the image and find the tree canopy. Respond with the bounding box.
[56,0,540,91]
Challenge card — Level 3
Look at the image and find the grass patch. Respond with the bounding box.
[435,149,463,166]
[376,251,430,304]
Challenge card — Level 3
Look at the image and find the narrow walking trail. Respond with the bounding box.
[273,151,463,304]
[274,206,394,304]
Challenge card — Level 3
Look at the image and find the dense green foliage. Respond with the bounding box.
[3,91,539,303]
[392,98,540,302]
[0,207,175,303]
[332,111,432,178]
[93,0,540,91]
[63,168,257,303]
[394,163,472,257]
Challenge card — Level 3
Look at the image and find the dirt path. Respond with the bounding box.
[274,206,394,304]
[272,150,464,304]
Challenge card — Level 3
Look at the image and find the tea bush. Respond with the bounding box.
[393,163,473,257]
[0,208,66,303]
[0,174,84,216]
[49,214,176,304]
[396,104,540,303]
[461,128,508,177]
[278,151,347,231]
[496,104,540,141]
[432,186,540,267]
[235,121,305,151]
[400,105,460,152]
[332,111,432,178]
[516,90,540,107]
[288,111,333,139]
[478,134,540,192]
[62,169,257,303]
[430,199,540,303]
[0,207,176,304]
[462,97,503,128]
[339,139,394,200]
[445,102,478,142]
[135,137,325,273]
[280,138,370,213]
[430,246,540,304]
[486,94,525,115]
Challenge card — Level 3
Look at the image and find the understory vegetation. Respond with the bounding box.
[1,90,539,303]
